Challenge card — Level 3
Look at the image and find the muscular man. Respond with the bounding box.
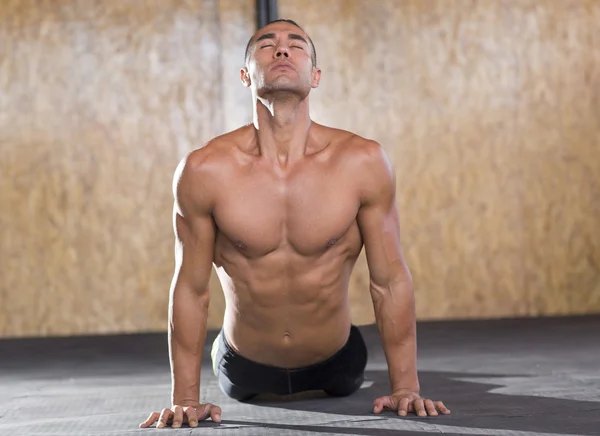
[140,19,449,429]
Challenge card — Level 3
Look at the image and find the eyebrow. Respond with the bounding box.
[255,32,309,45]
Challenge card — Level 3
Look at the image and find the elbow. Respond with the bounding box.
[369,271,414,306]
[198,291,210,309]
[369,279,394,310]
[370,265,413,293]
[369,280,389,299]
[391,261,413,286]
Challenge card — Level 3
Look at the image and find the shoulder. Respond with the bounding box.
[321,126,394,179]
[180,127,249,173]
[348,135,392,174]
[173,128,247,214]
[175,125,253,180]
[325,128,395,205]
[318,124,391,168]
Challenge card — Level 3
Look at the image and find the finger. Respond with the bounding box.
[397,397,410,416]
[157,408,173,428]
[139,412,159,428]
[373,396,395,414]
[372,397,385,414]
[372,400,383,414]
[210,405,222,423]
[424,399,438,416]
[171,405,184,428]
[185,406,199,428]
[196,403,213,421]
[413,399,426,417]
[434,401,451,414]
[373,397,387,414]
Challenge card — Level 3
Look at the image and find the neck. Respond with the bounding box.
[252,93,312,164]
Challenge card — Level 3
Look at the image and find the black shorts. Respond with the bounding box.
[210,325,368,401]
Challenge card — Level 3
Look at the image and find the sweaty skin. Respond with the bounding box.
[195,124,380,368]
[140,20,449,430]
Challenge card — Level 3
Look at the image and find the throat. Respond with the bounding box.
[254,103,312,162]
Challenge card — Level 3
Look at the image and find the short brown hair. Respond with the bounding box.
[244,19,317,67]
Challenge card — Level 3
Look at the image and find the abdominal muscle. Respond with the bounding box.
[215,248,359,368]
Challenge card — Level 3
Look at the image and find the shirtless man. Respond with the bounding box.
[140,19,450,429]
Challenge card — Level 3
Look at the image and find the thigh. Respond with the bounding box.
[324,373,365,397]
[212,330,290,398]
[291,325,368,395]
[211,331,258,400]
[331,325,368,375]
[323,325,369,396]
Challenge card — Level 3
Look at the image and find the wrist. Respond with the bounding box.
[392,387,420,395]
[171,397,201,407]
[391,379,420,395]
[390,372,419,393]
[171,381,200,405]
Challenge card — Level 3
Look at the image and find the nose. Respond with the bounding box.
[275,45,290,58]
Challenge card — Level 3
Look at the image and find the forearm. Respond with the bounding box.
[169,285,210,405]
[371,279,420,393]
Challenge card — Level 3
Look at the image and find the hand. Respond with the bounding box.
[373,389,450,417]
[139,402,222,428]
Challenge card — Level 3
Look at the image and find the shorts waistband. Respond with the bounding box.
[219,325,360,372]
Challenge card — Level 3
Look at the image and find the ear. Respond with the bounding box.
[240,67,251,87]
[311,67,322,89]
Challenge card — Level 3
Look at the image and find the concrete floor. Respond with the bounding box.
[1,316,599,435]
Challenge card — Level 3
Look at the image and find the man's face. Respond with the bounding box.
[241,22,321,98]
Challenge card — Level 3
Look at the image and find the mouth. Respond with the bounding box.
[271,62,294,71]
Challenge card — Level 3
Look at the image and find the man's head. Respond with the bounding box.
[240,19,321,99]
[244,19,317,67]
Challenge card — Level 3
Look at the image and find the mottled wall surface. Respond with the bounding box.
[0,0,253,337]
[1,0,599,338]
[279,0,600,322]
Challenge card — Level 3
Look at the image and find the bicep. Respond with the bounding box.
[171,154,216,295]
[358,190,410,289]
[356,145,411,289]
[173,207,216,291]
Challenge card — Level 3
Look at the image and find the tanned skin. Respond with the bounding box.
[140,20,450,429]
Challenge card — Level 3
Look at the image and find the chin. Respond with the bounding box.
[260,79,311,98]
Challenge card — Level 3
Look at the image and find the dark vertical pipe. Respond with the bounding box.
[267,0,278,23]
[256,0,269,28]
[256,0,279,29]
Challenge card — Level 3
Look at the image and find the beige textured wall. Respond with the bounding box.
[278,0,600,321]
[0,0,253,337]
[1,0,599,338]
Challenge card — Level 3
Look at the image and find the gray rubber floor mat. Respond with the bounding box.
[1,317,599,435]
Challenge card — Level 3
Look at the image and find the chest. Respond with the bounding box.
[212,165,360,255]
